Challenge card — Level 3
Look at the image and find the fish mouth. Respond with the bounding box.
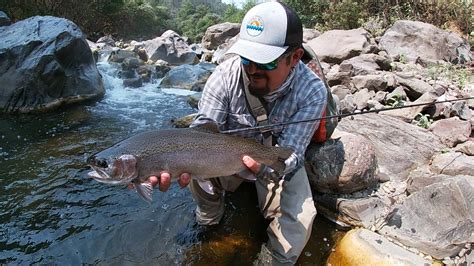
[87,154,138,185]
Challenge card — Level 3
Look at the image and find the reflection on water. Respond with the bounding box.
[0,62,341,265]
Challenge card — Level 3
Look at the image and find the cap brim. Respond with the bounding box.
[225,39,288,64]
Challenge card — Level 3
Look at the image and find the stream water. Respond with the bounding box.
[0,61,342,265]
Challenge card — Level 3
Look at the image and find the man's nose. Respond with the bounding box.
[245,62,258,74]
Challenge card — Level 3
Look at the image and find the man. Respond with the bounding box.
[149,2,327,265]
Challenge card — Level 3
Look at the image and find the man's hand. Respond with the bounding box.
[242,155,261,174]
[130,172,191,192]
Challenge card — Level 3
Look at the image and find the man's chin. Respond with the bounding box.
[249,85,270,97]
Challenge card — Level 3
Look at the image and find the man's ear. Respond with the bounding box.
[291,48,305,67]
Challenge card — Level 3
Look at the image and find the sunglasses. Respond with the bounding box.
[240,57,279,71]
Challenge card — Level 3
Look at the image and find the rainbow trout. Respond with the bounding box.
[87,123,293,202]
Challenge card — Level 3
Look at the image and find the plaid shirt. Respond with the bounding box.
[192,56,327,175]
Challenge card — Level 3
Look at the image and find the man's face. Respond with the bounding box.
[243,48,303,97]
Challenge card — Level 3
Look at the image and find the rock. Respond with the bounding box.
[108,49,137,64]
[0,16,104,113]
[379,20,472,64]
[123,77,142,88]
[395,74,433,100]
[450,101,472,120]
[314,193,393,228]
[406,165,450,194]
[143,30,197,65]
[430,151,474,176]
[339,94,356,114]
[171,113,197,128]
[338,113,445,181]
[96,35,115,46]
[154,60,171,79]
[305,132,379,194]
[303,28,321,43]
[384,89,444,122]
[352,88,375,110]
[159,63,214,90]
[187,92,202,109]
[307,28,372,64]
[429,117,471,147]
[352,74,389,92]
[379,176,474,259]
[0,10,11,26]
[454,140,474,155]
[340,54,392,76]
[328,228,432,265]
[211,35,238,64]
[201,22,240,50]
[330,84,350,101]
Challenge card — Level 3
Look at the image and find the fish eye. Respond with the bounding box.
[96,158,108,168]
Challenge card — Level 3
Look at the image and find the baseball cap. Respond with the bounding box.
[225,2,303,64]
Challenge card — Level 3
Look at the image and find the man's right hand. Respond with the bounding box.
[147,172,191,192]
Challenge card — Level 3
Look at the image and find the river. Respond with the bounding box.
[0,60,342,265]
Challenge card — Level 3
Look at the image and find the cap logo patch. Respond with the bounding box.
[246,16,264,37]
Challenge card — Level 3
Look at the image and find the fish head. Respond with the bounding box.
[87,154,138,185]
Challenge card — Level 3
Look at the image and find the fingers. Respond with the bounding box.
[178,173,191,188]
[242,155,261,174]
[158,172,171,192]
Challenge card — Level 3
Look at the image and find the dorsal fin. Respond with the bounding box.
[192,121,220,133]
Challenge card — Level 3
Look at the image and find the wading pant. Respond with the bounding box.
[188,167,317,265]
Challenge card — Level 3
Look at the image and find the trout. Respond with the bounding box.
[87,123,293,202]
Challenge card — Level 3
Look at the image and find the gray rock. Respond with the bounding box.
[340,54,391,76]
[380,20,472,64]
[351,74,389,92]
[303,28,321,43]
[430,151,474,176]
[305,132,379,194]
[454,140,474,156]
[307,28,372,64]
[144,30,197,65]
[395,75,433,100]
[123,77,143,88]
[159,63,213,90]
[352,88,375,110]
[379,176,474,259]
[338,113,445,181]
[429,117,471,147]
[201,22,240,50]
[0,16,104,113]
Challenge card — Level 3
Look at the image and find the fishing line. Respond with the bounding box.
[221,96,474,134]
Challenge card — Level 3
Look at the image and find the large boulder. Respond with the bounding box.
[379,20,472,64]
[305,132,380,194]
[201,22,240,51]
[0,16,104,113]
[337,113,445,181]
[379,176,474,259]
[328,228,431,265]
[143,30,197,65]
[159,62,215,90]
[307,28,375,64]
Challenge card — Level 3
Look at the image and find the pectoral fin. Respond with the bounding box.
[135,181,154,203]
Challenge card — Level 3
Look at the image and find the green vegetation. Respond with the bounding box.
[426,63,473,90]
[2,0,472,43]
[386,94,405,108]
[413,113,434,129]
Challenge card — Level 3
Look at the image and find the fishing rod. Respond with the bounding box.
[221,96,474,134]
